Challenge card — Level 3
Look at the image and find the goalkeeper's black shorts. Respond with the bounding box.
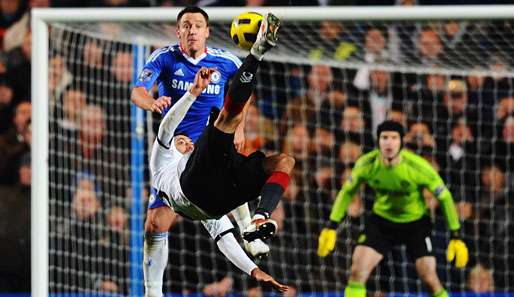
[358,213,433,260]
[180,115,269,218]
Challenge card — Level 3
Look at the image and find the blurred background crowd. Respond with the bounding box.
[1,0,514,296]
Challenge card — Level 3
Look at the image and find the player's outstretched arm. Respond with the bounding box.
[215,232,287,292]
[318,164,364,257]
[251,267,288,292]
[419,158,468,268]
[156,67,214,145]
[131,86,172,113]
[202,216,287,293]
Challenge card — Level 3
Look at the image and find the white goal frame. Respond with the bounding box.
[31,5,514,297]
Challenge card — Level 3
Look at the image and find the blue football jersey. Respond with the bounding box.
[135,44,241,142]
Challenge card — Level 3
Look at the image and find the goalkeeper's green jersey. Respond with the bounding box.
[330,149,460,231]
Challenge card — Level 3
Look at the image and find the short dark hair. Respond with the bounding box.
[177,6,209,26]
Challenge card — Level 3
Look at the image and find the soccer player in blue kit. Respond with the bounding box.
[131,6,273,296]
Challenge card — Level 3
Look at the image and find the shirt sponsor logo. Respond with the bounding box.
[138,68,153,82]
[174,68,185,76]
[171,79,221,95]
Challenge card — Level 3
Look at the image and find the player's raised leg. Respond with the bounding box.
[214,12,280,133]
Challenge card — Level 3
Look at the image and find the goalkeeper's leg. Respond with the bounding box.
[143,206,177,297]
[344,246,383,297]
[415,257,448,297]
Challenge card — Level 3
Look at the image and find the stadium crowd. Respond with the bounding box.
[0,0,513,295]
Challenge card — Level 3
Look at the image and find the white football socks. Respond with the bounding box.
[143,232,168,297]
[231,203,252,231]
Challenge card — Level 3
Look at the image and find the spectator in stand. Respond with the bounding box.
[57,88,87,134]
[467,264,494,293]
[203,276,234,297]
[483,54,513,101]
[386,106,407,128]
[0,100,31,185]
[282,124,310,168]
[0,80,14,133]
[465,67,494,137]
[444,119,477,202]
[5,30,31,101]
[319,88,348,130]
[353,26,392,91]
[496,97,514,122]
[4,0,50,52]
[84,39,104,70]
[0,152,30,292]
[338,138,362,167]
[241,102,266,156]
[433,80,478,147]
[339,104,373,149]
[473,164,513,285]
[488,115,514,170]
[415,26,445,66]
[439,20,480,67]
[111,50,133,85]
[49,54,73,104]
[307,21,356,61]
[0,0,25,33]
[354,69,396,135]
[404,121,436,153]
[313,127,336,160]
[284,64,333,131]
[51,172,104,292]
[98,206,130,294]
[411,72,446,123]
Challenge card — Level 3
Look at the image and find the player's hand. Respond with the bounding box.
[150,96,171,113]
[447,231,469,268]
[318,227,337,257]
[234,124,245,152]
[190,67,215,97]
[251,267,288,293]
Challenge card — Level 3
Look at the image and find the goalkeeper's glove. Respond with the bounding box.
[317,221,338,257]
[447,230,469,268]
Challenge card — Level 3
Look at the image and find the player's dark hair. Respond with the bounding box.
[173,130,190,138]
[177,6,209,26]
[377,120,405,140]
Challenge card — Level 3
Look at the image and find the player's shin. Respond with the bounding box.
[344,281,366,297]
[223,54,259,116]
[243,171,290,241]
[255,171,290,219]
[143,232,168,297]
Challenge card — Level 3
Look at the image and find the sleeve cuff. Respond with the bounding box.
[327,220,339,229]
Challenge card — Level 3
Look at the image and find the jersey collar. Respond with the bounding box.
[179,43,207,65]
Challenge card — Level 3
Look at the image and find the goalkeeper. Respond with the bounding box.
[318,120,468,297]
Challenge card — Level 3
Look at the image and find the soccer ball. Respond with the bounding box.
[230,12,263,51]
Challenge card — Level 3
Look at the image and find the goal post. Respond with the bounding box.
[32,5,514,297]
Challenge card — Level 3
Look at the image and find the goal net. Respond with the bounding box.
[33,6,514,296]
